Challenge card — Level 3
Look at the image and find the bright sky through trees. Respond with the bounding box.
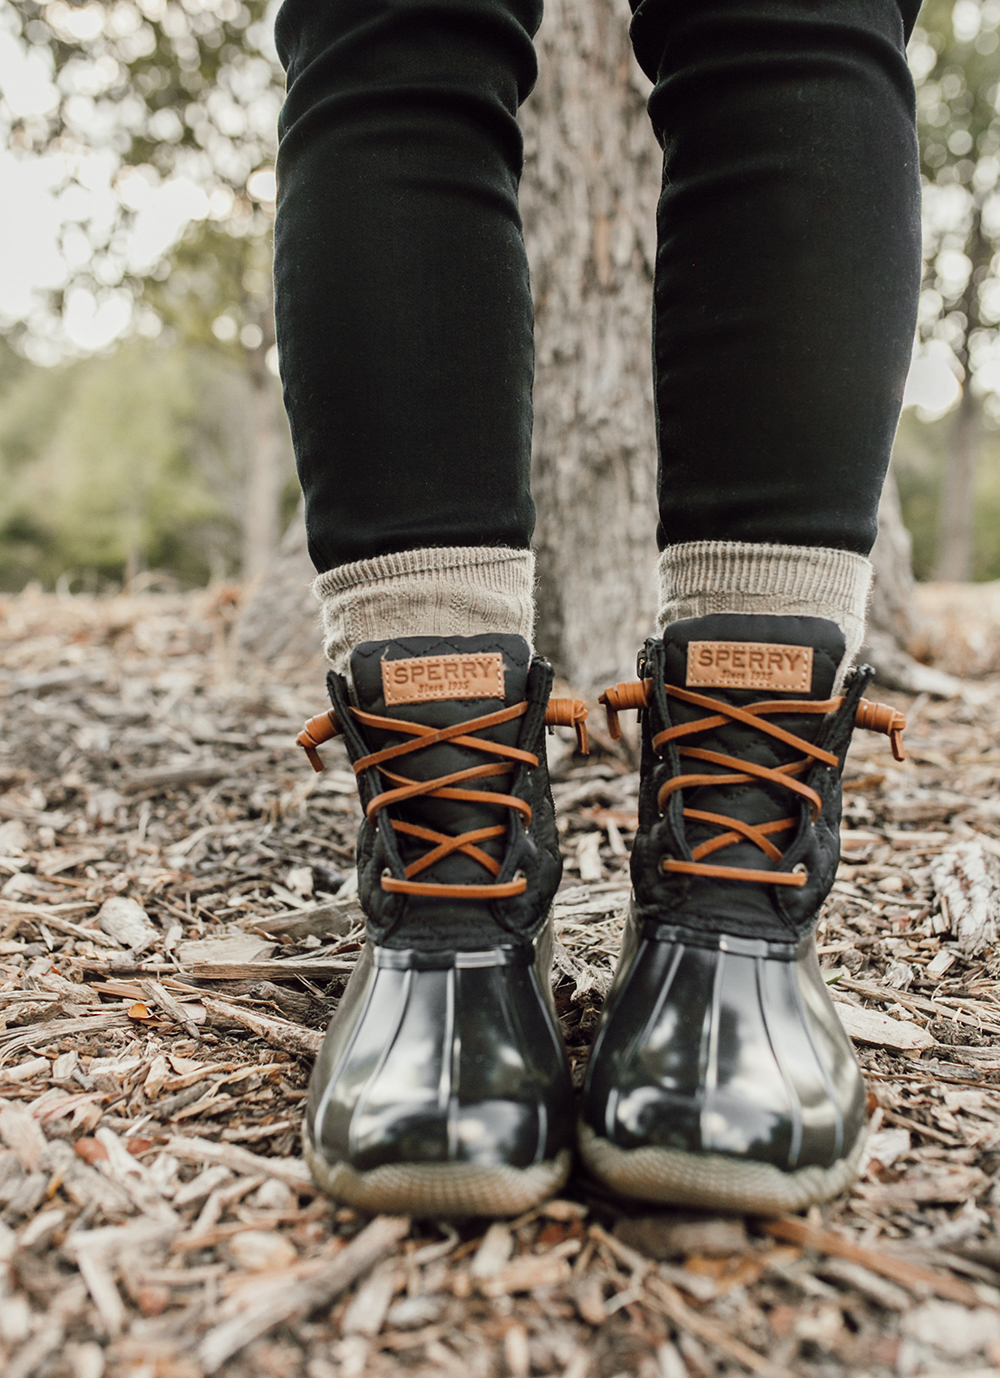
[0,0,279,360]
[0,0,999,422]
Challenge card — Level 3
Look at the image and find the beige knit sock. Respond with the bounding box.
[313,545,536,675]
[657,541,872,690]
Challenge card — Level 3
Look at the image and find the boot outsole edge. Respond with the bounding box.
[577,1120,867,1214]
[303,1122,572,1217]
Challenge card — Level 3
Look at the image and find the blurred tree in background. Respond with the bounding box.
[896,0,1000,581]
[0,0,290,588]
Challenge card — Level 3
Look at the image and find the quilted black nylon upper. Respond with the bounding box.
[328,634,562,951]
[630,614,872,944]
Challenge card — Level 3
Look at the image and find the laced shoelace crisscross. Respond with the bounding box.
[600,679,905,888]
[297,696,588,900]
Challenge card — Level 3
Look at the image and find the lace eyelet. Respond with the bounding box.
[792,862,809,880]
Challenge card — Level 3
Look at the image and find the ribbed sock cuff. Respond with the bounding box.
[657,540,873,687]
[313,545,536,674]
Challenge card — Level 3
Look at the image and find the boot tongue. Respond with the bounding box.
[660,614,844,701]
[657,615,845,881]
[348,635,533,937]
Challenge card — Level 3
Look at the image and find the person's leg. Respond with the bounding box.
[274,0,576,1216]
[582,0,921,1211]
[274,0,539,605]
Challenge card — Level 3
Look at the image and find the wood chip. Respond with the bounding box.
[197,1214,410,1372]
[200,995,322,1057]
[932,840,1000,955]
[98,896,158,953]
[762,1216,986,1308]
[833,1001,936,1052]
[177,933,277,965]
[0,1102,46,1171]
[477,1252,573,1297]
[644,1274,797,1378]
[141,979,203,1040]
[164,1134,314,1191]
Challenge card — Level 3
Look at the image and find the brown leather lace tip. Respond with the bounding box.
[855,699,906,762]
[296,709,342,773]
[598,680,650,741]
[545,698,590,755]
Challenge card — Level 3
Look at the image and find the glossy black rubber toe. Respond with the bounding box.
[580,905,866,1208]
[305,938,575,1213]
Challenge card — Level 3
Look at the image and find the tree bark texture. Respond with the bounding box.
[241,306,287,584]
[523,0,661,689]
[934,384,980,583]
[235,494,320,670]
[861,467,960,696]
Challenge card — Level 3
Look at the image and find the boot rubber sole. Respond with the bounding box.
[578,1120,866,1214]
[303,1122,572,1217]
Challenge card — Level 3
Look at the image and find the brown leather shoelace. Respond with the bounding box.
[600,679,905,888]
[297,697,588,900]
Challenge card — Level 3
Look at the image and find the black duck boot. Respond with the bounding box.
[581,614,905,1213]
[297,635,585,1216]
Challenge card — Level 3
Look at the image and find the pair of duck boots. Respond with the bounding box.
[295,615,905,1217]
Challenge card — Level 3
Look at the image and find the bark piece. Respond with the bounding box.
[470,1222,514,1279]
[614,1215,747,1261]
[141,979,203,1040]
[833,1001,935,1052]
[201,995,322,1057]
[3,1056,49,1083]
[816,1257,911,1311]
[143,1054,170,1099]
[224,1229,298,1272]
[251,899,360,940]
[901,1299,1000,1359]
[932,841,1000,956]
[0,1102,46,1171]
[855,1165,986,1206]
[165,1134,313,1191]
[176,934,277,965]
[123,762,230,794]
[762,1217,984,1307]
[196,1214,410,1373]
[644,1274,798,1378]
[98,897,157,954]
[171,1164,233,1208]
[477,1253,573,1297]
[341,1258,399,1336]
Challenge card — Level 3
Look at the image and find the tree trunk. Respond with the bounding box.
[242,337,286,585]
[235,494,321,672]
[523,0,660,690]
[861,467,960,696]
[934,383,980,583]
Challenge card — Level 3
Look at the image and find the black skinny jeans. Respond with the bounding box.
[274,0,922,574]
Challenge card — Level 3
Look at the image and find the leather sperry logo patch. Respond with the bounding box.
[686,641,813,692]
[382,652,505,706]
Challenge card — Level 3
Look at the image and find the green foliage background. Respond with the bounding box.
[1,0,1000,589]
[0,337,285,590]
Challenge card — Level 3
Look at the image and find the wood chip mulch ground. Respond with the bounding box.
[4,585,1000,1378]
